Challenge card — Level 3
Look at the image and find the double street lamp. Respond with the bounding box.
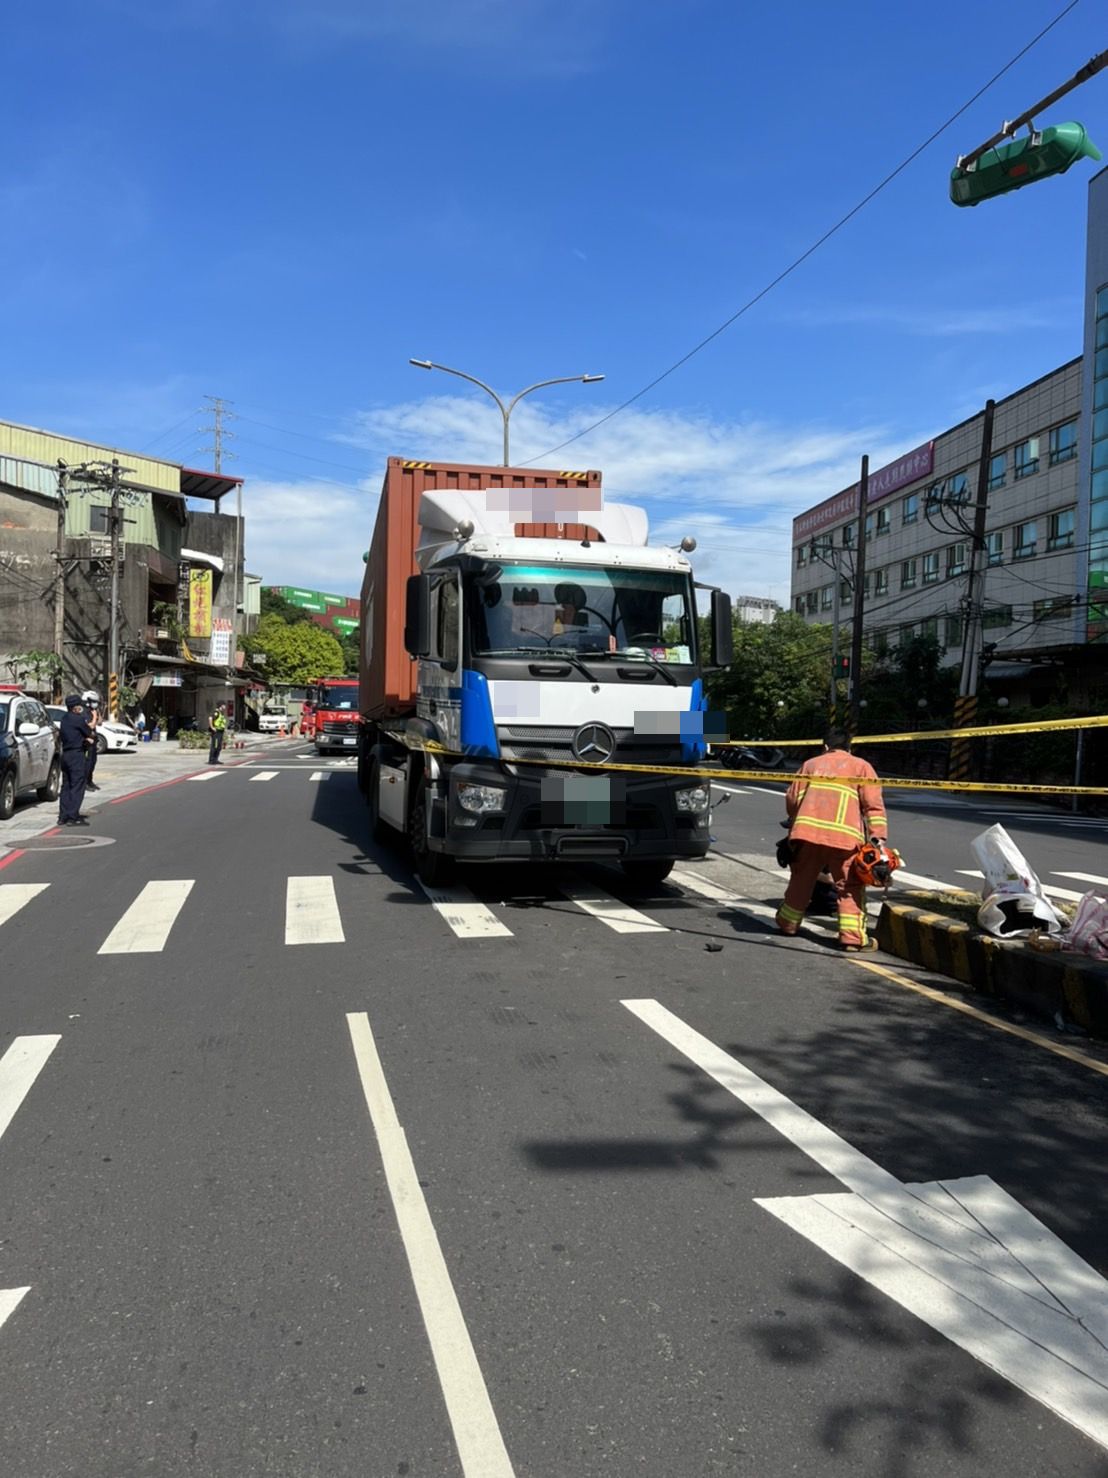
[409,359,604,466]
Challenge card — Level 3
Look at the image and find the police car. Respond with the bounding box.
[45,707,138,754]
[0,687,61,820]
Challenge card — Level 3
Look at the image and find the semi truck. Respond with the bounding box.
[357,457,732,886]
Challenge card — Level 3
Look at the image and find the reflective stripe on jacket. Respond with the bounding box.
[786,748,887,849]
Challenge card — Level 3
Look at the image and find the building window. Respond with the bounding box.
[900,623,916,644]
[920,617,939,641]
[1048,508,1075,551]
[1014,437,1039,479]
[794,597,804,615]
[946,473,969,504]
[89,505,111,534]
[982,605,1013,629]
[839,578,851,604]
[870,629,889,656]
[987,531,1004,566]
[820,585,833,610]
[900,558,917,590]
[946,542,967,577]
[1033,597,1072,620]
[796,544,808,568]
[902,492,919,524]
[945,615,963,647]
[806,591,818,614]
[843,523,855,547]
[864,513,874,542]
[922,551,940,584]
[875,507,890,536]
[873,567,888,596]
[987,453,1006,491]
[1048,420,1077,466]
[1014,521,1038,559]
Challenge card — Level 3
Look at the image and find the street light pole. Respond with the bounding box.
[409,360,604,465]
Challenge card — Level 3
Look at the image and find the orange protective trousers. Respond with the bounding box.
[775,841,867,948]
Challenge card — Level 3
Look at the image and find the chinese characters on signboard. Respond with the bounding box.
[189,568,213,638]
[792,442,935,544]
[210,618,233,665]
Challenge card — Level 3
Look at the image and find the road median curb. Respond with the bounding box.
[875,901,1108,1039]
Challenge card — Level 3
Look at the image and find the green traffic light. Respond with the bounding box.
[950,121,1102,207]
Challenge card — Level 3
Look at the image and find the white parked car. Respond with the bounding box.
[45,707,138,754]
[258,703,288,734]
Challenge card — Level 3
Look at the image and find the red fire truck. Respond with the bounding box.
[310,676,359,755]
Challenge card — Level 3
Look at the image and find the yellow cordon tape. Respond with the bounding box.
[752,713,1108,747]
[382,732,1108,797]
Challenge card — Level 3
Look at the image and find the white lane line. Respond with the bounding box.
[559,882,666,934]
[418,882,513,939]
[187,771,224,782]
[709,783,753,796]
[345,1013,515,1477]
[0,1287,30,1334]
[955,869,1084,904]
[250,770,279,782]
[1054,871,1108,889]
[894,867,973,895]
[673,867,876,934]
[285,876,345,945]
[308,771,325,782]
[0,883,49,929]
[0,1034,61,1145]
[98,881,194,955]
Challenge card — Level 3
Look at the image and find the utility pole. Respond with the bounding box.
[810,536,853,726]
[848,455,869,731]
[107,458,125,713]
[201,394,241,680]
[53,462,70,693]
[950,399,996,782]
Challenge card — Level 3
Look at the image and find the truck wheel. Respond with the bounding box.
[408,775,453,887]
[0,769,15,820]
[37,759,61,803]
[620,859,674,892]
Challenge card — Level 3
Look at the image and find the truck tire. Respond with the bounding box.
[620,859,674,891]
[0,768,16,821]
[37,759,61,803]
[408,774,453,887]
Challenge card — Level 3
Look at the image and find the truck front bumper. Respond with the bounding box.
[429,760,711,863]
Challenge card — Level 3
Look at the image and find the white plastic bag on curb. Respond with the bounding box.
[970,823,1064,937]
[1060,891,1108,960]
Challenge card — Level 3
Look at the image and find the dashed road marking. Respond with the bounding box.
[418,882,513,939]
[0,1034,60,1144]
[249,771,279,782]
[0,883,49,929]
[187,771,225,782]
[559,882,666,934]
[98,880,194,954]
[955,869,1084,903]
[285,876,345,945]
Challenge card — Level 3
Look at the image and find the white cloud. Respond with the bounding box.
[242,393,930,604]
[777,302,1075,338]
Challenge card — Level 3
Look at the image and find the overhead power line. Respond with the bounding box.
[520,0,1082,467]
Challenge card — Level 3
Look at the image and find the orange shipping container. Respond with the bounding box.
[358,457,602,722]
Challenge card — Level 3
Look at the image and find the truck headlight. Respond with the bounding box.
[456,782,507,814]
[675,784,711,814]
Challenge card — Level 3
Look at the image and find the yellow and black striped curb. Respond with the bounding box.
[875,901,1108,1040]
[384,731,1108,797]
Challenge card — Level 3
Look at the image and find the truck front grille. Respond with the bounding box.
[497,725,683,766]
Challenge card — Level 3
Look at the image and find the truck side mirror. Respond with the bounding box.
[710,590,733,668]
[405,574,431,657]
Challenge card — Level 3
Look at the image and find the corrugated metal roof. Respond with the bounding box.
[0,454,61,500]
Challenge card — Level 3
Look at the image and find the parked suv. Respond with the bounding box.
[0,689,61,820]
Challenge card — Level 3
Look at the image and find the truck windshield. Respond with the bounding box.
[316,686,357,709]
[470,564,696,663]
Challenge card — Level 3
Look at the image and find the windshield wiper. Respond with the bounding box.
[479,647,601,681]
[600,650,678,686]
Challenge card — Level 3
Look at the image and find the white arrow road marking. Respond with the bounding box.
[346,1012,515,1477]
[560,883,666,934]
[285,877,345,945]
[0,1035,61,1337]
[0,883,49,930]
[623,998,1108,1452]
[418,882,513,939]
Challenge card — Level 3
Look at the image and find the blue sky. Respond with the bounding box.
[2,0,1105,605]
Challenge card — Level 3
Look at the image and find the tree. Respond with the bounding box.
[705,612,838,740]
[250,615,344,684]
[338,628,360,676]
[260,589,314,625]
[6,650,64,694]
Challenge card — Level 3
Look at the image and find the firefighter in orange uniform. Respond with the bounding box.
[775,727,888,951]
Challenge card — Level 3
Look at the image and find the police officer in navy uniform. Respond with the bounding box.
[81,689,102,791]
[58,694,93,826]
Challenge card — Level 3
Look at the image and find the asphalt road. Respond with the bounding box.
[0,753,1106,1477]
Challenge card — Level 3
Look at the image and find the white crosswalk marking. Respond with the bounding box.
[285,876,345,945]
[187,771,224,782]
[0,1034,60,1145]
[0,1287,29,1335]
[1053,871,1108,889]
[98,880,194,955]
[250,771,279,782]
[0,884,49,929]
[674,867,844,934]
[309,771,325,782]
[418,882,513,939]
[956,869,1084,903]
[559,882,666,934]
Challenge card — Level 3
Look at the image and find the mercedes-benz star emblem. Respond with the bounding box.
[571,722,616,764]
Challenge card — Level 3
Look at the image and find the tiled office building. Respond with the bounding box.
[790,360,1082,665]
